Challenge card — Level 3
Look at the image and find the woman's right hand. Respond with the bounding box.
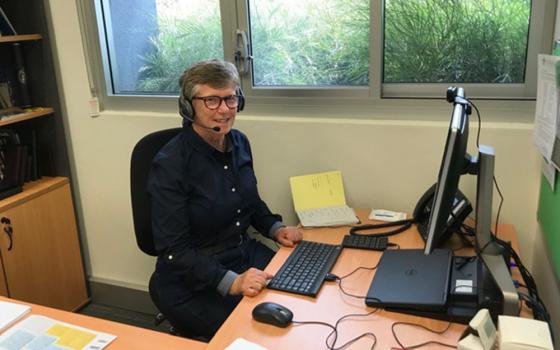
[229,267,273,297]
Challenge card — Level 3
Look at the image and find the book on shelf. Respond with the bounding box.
[0,128,40,198]
[289,170,359,227]
[0,6,17,36]
[18,129,39,181]
[0,68,14,109]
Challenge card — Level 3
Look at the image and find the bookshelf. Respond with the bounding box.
[0,34,41,43]
[0,1,88,310]
[0,107,52,127]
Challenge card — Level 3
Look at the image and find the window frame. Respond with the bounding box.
[79,0,556,114]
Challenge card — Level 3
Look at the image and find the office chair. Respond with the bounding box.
[130,127,182,335]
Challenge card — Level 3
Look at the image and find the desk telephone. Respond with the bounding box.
[413,183,473,243]
[350,183,472,244]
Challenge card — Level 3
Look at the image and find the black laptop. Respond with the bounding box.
[365,249,453,311]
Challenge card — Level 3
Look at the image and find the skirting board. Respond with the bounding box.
[88,280,158,315]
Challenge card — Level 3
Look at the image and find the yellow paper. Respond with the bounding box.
[289,170,347,211]
[48,323,97,350]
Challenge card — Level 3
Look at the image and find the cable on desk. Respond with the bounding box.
[329,262,380,299]
[390,321,455,349]
[349,219,412,237]
[292,309,379,350]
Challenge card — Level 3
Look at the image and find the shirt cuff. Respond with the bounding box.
[217,270,239,297]
[268,221,286,240]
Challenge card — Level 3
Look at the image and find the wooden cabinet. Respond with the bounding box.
[0,177,88,311]
[0,2,89,311]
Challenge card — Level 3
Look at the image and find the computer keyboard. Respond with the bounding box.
[341,235,388,251]
[267,240,342,296]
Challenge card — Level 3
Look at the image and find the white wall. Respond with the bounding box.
[46,0,558,334]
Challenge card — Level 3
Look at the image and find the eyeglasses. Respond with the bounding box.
[192,95,241,110]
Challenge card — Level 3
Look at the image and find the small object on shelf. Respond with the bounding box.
[12,43,31,108]
[0,107,24,119]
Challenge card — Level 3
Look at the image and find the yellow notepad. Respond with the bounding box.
[289,170,358,227]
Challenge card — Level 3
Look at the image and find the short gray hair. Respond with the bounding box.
[179,59,240,100]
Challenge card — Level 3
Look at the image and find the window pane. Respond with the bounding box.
[384,0,531,84]
[101,0,223,94]
[248,0,369,87]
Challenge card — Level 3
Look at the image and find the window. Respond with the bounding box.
[384,0,530,84]
[248,0,369,87]
[87,0,554,103]
[95,0,223,95]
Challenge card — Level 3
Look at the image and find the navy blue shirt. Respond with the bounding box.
[148,125,282,294]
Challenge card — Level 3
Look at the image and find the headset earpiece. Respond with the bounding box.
[178,94,195,122]
[236,87,245,112]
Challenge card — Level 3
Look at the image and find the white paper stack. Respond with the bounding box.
[0,300,30,333]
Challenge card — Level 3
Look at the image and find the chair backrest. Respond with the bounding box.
[130,128,182,256]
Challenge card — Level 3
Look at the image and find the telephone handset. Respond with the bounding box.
[413,183,472,244]
[349,183,472,241]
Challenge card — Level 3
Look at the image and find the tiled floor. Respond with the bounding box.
[78,302,172,333]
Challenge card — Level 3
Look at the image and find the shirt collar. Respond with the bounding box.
[183,124,237,155]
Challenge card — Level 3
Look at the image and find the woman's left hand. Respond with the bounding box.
[274,226,303,247]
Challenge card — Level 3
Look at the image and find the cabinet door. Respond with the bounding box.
[0,256,7,296]
[0,183,88,310]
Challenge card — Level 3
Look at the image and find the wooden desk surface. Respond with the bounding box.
[0,296,207,350]
[207,210,529,350]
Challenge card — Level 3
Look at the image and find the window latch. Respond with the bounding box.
[234,30,253,75]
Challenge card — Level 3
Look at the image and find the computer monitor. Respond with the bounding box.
[422,87,519,317]
[424,87,471,254]
[366,86,519,322]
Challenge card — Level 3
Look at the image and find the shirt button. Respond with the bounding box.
[168,255,173,260]
[224,165,228,170]
[231,187,236,192]
[237,209,241,213]
[236,221,240,226]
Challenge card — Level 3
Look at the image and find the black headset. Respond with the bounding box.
[178,86,245,123]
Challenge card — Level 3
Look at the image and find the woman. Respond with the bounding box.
[148,59,302,339]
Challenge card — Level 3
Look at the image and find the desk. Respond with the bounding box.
[0,296,206,350]
[207,209,529,350]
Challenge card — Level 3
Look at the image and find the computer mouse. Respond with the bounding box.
[252,302,293,328]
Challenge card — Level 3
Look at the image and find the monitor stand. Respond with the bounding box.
[473,145,519,316]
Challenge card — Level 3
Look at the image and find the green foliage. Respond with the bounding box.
[136,8,223,93]
[135,0,531,91]
[249,0,369,86]
[384,0,530,83]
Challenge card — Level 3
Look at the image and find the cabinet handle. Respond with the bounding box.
[1,217,13,251]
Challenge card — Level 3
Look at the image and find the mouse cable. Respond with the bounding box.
[390,321,455,349]
[327,309,379,350]
[292,309,379,350]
